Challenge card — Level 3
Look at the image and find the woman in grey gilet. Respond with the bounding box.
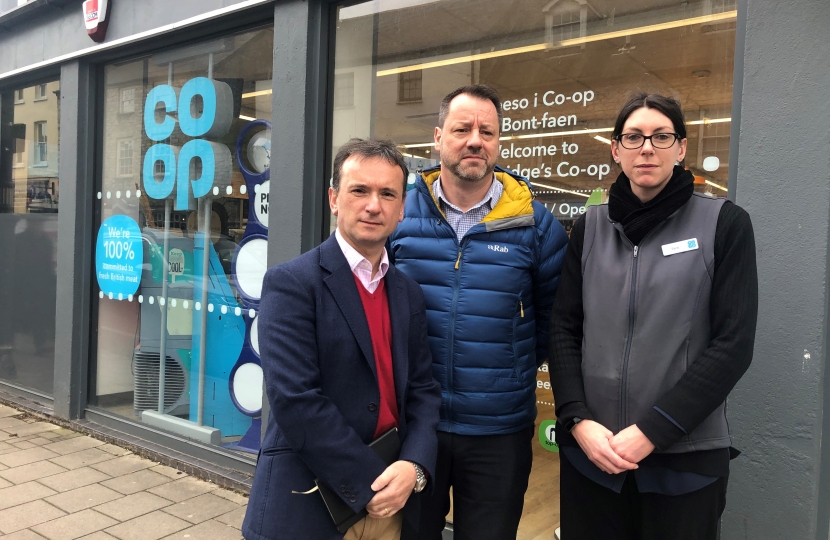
[550,93,758,540]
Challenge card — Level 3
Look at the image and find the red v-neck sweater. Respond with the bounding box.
[354,275,399,438]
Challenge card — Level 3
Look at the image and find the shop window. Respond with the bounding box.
[119,87,136,114]
[33,121,47,166]
[334,72,355,108]
[117,139,134,177]
[331,0,736,534]
[397,70,422,103]
[0,81,61,396]
[34,84,47,101]
[92,26,274,456]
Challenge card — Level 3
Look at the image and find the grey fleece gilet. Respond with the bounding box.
[581,194,729,453]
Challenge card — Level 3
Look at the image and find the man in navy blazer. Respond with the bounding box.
[242,139,441,540]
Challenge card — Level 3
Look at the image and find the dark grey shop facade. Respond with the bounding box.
[0,0,828,538]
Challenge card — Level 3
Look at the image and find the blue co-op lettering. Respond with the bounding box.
[143,77,234,210]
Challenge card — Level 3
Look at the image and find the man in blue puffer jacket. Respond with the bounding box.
[390,85,568,540]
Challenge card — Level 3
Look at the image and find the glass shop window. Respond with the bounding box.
[331,0,736,535]
[92,26,274,456]
[0,80,61,396]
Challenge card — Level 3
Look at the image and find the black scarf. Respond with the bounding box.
[607,165,694,246]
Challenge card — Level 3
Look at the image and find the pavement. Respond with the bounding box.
[0,403,249,540]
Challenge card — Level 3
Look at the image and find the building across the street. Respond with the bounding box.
[0,0,826,538]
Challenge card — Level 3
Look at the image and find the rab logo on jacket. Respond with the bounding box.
[488,245,509,253]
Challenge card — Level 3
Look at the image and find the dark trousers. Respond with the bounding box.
[412,427,534,540]
[560,452,727,540]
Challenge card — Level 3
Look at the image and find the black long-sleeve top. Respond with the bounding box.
[550,200,758,476]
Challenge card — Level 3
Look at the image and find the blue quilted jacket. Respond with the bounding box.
[390,166,568,435]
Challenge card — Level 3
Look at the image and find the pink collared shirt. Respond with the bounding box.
[334,229,389,293]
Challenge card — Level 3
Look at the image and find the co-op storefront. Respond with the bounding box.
[0,0,827,538]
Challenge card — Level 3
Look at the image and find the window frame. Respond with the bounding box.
[34,83,47,101]
[33,120,47,166]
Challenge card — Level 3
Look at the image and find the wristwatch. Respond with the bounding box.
[567,417,584,432]
[411,462,427,492]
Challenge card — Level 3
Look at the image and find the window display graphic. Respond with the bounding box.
[225,119,271,454]
[95,215,143,298]
[539,419,558,453]
[93,26,274,455]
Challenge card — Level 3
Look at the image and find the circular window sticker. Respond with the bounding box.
[250,314,260,356]
[232,362,263,414]
[539,419,558,452]
[233,236,268,301]
[253,180,269,228]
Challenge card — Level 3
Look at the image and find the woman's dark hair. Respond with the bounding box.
[332,138,409,195]
[611,93,687,140]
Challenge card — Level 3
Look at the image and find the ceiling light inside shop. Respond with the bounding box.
[705,179,728,192]
[376,11,737,76]
[703,156,720,171]
[239,114,256,121]
[242,89,272,99]
[340,0,443,20]
[594,135,612,145]
[533,182,591,198]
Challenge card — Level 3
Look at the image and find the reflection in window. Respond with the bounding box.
[331,0,737,533]
[334,72,355,108]
[94,26,275,455]
[120,87,136,114]
[0,80,60,396]
[34,121,47,166]
[398,70,422,103]
[117,139,134,176]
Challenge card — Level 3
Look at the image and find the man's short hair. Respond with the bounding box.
[438,84,503,129]
[331,138,409,195]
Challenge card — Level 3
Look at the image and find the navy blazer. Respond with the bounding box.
[242,235,441,540]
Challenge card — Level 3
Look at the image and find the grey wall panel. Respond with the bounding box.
[53,61,95,420]
[0,0,261,74]
[722,0,830,538]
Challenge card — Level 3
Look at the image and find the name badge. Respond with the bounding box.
[662,238,699,256]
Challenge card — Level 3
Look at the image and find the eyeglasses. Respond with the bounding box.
[615,133,680,150]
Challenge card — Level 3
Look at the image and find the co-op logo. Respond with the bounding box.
[142,77,234,210]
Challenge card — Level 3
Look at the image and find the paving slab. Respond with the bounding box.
[103,510,190,540]
[49,448,116,470]
[36,467,111,493]
[10,440,39,450]
[100,469,171,495]
[0,500,66,534]
[0,447,60,468]
[96,444,132,457]
[0,404,20,418]
[0,481,58,511]
[211,489,248,506]
[27,437,52,446]
[94,492,171,522]
[43,436,105,456]
[1,528,50,539]
[0,460,68,485]
[147,476,216,503]
[159,519,244,540]
[90,455,155,477]
[7,423,62,438]
[149,464,185,479]
[76,533,119,540]
[0,417,26,430]
[31,508,119,540]
[161,492,240,525]
[45,484,124,514]
[214,506,246,529]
